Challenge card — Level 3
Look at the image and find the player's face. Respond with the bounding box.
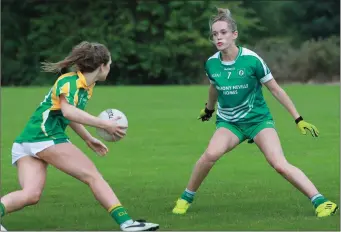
[97,58,112,81]
[211,21,238,51]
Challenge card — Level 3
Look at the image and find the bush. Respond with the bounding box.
[251,36,340,83]
[291,36,340,83]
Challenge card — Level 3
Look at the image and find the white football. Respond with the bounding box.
[96,109,128,142]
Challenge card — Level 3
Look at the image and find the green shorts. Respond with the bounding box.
[216,120,276,144]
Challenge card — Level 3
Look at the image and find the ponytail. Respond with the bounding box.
[41,41,110,73]
[41,58,75,73]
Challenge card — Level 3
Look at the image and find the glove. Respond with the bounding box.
[295,116,319,137]
[197,103,215,121]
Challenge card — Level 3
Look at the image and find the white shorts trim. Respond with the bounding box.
[11,140,68,166]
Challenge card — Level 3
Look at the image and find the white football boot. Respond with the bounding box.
[120,220,159,231]
[0,225,7,231]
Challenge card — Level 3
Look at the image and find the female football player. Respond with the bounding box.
[172,8,338,218]
[0,41,159,231]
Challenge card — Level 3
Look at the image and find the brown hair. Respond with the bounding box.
[209,8,237,32]
[41,41,110,73]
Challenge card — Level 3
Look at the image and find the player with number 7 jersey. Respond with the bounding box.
[205,46,273,125]
[173,7,337,219]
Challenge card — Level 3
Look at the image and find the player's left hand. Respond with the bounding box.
[295,116,319,137]
[198,104,215,121]
[86,137,109,156]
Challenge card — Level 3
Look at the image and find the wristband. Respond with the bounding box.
[295,116,303,124]
[205,103,215,113]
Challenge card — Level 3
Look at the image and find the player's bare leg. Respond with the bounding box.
[38,143,159,231]
[254,128,338,217]
[1,156,47,214]
[173,128,240,214]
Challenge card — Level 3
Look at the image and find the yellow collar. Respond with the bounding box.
[77,71,95,89]
[77,71,88,88]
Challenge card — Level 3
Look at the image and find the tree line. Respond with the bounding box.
[1,0,339,86]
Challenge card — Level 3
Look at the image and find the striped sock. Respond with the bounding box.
[181,188,196,203]
[311,194,328,208]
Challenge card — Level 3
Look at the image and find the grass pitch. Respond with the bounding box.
[1,85,340,231]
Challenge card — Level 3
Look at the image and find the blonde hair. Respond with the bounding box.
[209,8,237,32]
[41,41,110,73]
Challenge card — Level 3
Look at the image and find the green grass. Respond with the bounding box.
[1,85,340,231]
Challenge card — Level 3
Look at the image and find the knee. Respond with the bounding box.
[24,190,43,205]
[271,160,290,175]
[201,149,223,163]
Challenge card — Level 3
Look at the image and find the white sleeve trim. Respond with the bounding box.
[206,72,215,84]
[260,73,273,83]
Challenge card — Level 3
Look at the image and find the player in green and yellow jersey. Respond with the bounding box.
[172,8,338,218]
[0,41,159,231]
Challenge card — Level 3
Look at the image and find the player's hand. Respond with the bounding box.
[103,116,127,139]
[86,136,109,156]
[295,116,319,137]
[197,104,215,121]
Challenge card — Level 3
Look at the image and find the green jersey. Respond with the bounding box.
[205,46,273,123]
[15,71,95,143]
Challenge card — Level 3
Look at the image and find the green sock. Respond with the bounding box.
[0,203,6,217]
[109,205,132,225]
[181,189,196,203]
[311,194,328,208]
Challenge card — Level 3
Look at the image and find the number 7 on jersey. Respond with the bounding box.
[227,71,231,79]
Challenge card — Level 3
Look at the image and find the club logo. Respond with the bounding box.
[238,69,245,77]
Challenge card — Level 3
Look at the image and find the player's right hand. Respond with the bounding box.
[197,104,215,121]
[103,117,127,138]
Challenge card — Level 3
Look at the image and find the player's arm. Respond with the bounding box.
[198,62,218,121]
[60,94,109,129]
[69,121,92,141]
[198,84,217,122]
[264,79,300,120]
[254,57,319,137]
[56,80,126,140]
[254,56,300,120]
[68,121,108,156]
[206,61,218,110]
[60,95,126,138]
[55,81,110,129]
[262,73,319,137]
[206,83,218,110]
